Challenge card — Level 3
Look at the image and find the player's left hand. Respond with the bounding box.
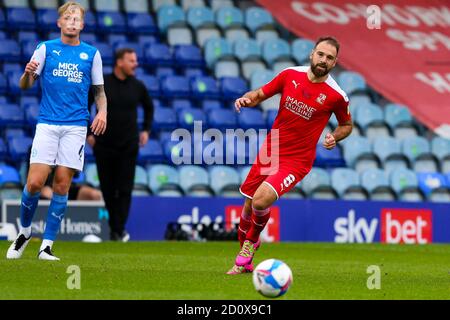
[91,110,107,135]
[323,133,336,150]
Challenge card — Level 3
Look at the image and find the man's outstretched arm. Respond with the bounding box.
[234,88,267,113]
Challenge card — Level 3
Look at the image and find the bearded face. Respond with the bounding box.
[309,42,338,77]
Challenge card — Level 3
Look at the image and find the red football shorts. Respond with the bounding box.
[240,161,312,199]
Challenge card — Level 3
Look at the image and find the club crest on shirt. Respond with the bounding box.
[79,52,88,60]
[316,93,327,105]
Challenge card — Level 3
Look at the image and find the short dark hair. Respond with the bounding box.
[314,36,340,55]
[114,48,136,65]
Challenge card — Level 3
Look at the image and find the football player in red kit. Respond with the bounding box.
[227,36,353,274]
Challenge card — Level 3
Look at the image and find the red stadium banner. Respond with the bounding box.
[256,0,450,138]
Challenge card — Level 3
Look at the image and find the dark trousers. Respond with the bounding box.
[94,142,138,237]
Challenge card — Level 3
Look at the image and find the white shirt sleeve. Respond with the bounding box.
[31,43,46,76]
[91,50,104,85]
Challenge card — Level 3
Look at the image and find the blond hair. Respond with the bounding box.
[58,1,85,19]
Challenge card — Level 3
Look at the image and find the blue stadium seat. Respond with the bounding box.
[0,138,8,161]
[181,0,206,10]
[97,12,127,33]
[331,168,367,200]
[137,35,158,47]
[373,136,409,172]
[208,109,237,130]
[190,76,220,99]
[178,165,213,196]
[144,43,173,66]
[24,103,40,127]
[220,77,248,100]
[114,42,144,59]
[80,33,97,45]
[4,128,25,141]
[233,38,261,62]
[342,136,372,167]
[201,99,223,112]
[389,168,422,201]
[209,0,233,11]
[262,38,290,66]
[361,168,396,200]
[94,43,114,65]
[171,99,193,111]
[250,69,275,90]
[138,139,165,164]
[354,103,384,129]
[402,137,430,162]
[154,66,175,78]
[8,71,40,96]
[300,167,337,199]
[93,0,120,11]
[384,103,413,130]
[21,41,39,63]
[124,0,149,13]
[0,164,21,186]
[167,25,193,46]
[417,172,447,196]
[209,165,240,196]
[147,164,182,194]
[237,108,265,130]
[173,44,205,68]
[133,166,151,194]
[17,31,39,44]
[315,144,345,168]
[36,9,59,32]
[216,6,244,30]
[127,13,157,34]
[0,40,21,62]
[245,7,274,34]
[8,136,33,161]
[160,76,191,98]
[6,8,36,31]
[157,5,186,33]
[337,71,367,95]
[431,136,450,161]
[106,34,127,47]
[177,108,206,130]
[152,107,178,131]
[163,139,193,164]
[83,11,97,32]
[204,38,233,68]
[139,75,160,98]
[186,7,215,29]
[0,104,25,127]
[291,38,314,64]
[0,9,5,29]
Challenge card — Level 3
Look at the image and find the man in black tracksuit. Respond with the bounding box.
[88,48,154,241]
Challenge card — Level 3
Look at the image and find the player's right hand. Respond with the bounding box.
[234,97,252,113]
[24,60,39,75]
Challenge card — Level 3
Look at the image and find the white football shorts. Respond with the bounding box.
[30,123,87,171]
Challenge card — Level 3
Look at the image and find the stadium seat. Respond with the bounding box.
[123,0,149,13]
[171,99,193,111]
[80,32,97,45]
[152,0,177,12]
[216,6,244,30]
[167,26,194,46]
[254,29,279,47]
[181,0,206,10]
[137,75,159,98]
[83,11,97,32]
[207,109,237,131]
[8,136,33,161]
[148,164,183,196]
[114,42,144,59]
[4,128,25,141]
[301,168,337,199]
[0,138,8,161]
[127,13,157,34]
[412,154,440,173]
[173,45,205,68]
[190,76,220,99]
[133,165,151,196]
[163,139,193,165]
[93,0,119,11]
[0,104,25,127]
[209,165,240,196]
[431,136,450,161]
[94,43,114,65]
[225,27,250,44]
[0,164,21,187]
[6,8,36,31]
[361,168,396,201]
[250,69,275,90]
[157,5,186,33]
[152,108,178,131]
[245,7,275,34]
[36,9,59,32]
[97,12,127,33]
[384,103,413,129]
[178,165,214,197]
[144,43,173,66]
[17,31,39,45]
[272,61,296,75]
[337,71,366,95]
[0,40,21,62]
[177,108,206,130]
[194,25,221,48]
[315,144,345,168]
[233,38,261,62]
[262,38,291,66]
[0,74,7,95]
[214,60,241,79]
[32,0,58,8]
[291,38,314,64]
[373,137,410,173]
[138,139,165,164]
[331,168,368,200]
[342,136,376,169]
[160,76,191,98]
[402,136,431,163]
[389,168,424,202]
[354,103,383,129]
[237,108,265,130]
[417,172,448,198]
[260,94,281,112]
[187,7,215,29]
[220,77,248,100]
[0,9,4,30]
[24,103,40,127]
[204,38,233,68]
[210,0,234,11]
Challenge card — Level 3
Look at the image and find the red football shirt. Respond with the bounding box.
[259,66,351,167]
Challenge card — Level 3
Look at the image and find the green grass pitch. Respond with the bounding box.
[1,240,449,300]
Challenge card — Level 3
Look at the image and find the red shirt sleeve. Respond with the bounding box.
[333,95,352,124]
[261,69,288,98]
